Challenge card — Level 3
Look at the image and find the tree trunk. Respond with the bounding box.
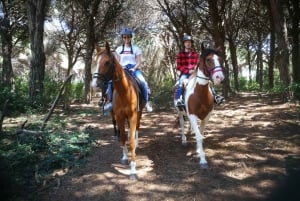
[268,30,275,89]
[207,0,230,98]
[257,40,263,90]
[290,0,300,99]
[27,0,48,105]
[81,0,101,104]
[0,17,13,89]
[246,43,252,82]
[269,0,291,87]
[228,40,239,91]
[84,20,94,104]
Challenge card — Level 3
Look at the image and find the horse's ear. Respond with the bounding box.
[94,43,101,53]
[105,41,111,53]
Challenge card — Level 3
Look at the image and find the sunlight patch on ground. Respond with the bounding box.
[112,156,154,178]
[244,153,267,161]
[262,166,285,174]
[238,184,260,194]
[223,169,256,180]
[258,179,276,188]
[222,161,258,180]
[224,137,249,146]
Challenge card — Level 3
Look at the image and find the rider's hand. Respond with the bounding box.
[189,69,195,74]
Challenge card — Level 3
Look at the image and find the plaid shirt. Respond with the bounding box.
[176,50,199,74]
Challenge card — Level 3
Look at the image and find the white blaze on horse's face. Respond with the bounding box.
[211,54,224,86]
[91,55,102,88]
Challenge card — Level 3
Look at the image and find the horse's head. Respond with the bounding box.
[200,44,225,85]
[91,42,115,89]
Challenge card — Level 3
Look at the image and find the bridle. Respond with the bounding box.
[92,51,116,84]
[92,51,116,111]
[196,51,223,81]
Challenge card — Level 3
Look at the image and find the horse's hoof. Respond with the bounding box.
[200,163,209,169]
[129,174,138,180]
[120,159,129,165]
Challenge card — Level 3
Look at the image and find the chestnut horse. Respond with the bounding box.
[174,44,225,169]
[91,42,145,179]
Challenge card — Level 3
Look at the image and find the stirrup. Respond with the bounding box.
[215,95,225,105]
[176,99,184,107]
[103,102,113,112]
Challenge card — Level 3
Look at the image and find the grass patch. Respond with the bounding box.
[0,107,99,201]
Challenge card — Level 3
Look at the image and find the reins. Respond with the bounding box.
[93,52,119,83]
[196,75,210,81]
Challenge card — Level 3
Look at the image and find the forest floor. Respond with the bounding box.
[37,92,300,201]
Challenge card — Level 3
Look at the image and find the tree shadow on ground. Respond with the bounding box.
[37,93,300,201]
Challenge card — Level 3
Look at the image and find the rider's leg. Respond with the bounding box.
[133,70,153,112]
[175,74,188,106]
[103,81,113,112]
[210,85,225,105]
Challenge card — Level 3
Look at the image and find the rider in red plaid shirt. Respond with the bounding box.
[176,48,199,75]
[175,35,199,106]
[175,35,225,107]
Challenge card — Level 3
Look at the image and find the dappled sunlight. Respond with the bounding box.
[258,179,277,188]
[34,93,300,201]
[222,165,258,180]
[238,185,260,195]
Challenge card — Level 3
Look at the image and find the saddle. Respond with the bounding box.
[124,69,145,109]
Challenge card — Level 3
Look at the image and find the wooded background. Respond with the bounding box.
[1,0,299,111]
[0,1,300,200]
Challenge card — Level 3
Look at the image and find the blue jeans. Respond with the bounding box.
[175,74,190,99]
[107,80,113,101]
[132,69,149,102]
[107,64,149,102]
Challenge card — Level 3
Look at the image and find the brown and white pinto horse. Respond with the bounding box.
[91,42,145,179]
[174,44,225,169]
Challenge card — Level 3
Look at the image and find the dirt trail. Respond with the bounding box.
[39,93,300,201]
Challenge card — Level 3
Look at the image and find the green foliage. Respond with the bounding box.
[235,74,300,101]
[71,82,85,102]
[270,81,286,94]
[246,81,260,91]
[237,76,248,91]
[43,78,85,107]
[0,77,29,115]
[0,75,86,115]
[270,82,300,97]
[151,76,175,110]
[237,76,260,91]
[0,128,97,199]
[43,75,64,107]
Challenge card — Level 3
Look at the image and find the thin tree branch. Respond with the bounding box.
[41,74,74,130]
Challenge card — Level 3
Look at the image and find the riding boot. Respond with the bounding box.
[214,95,225,105]
[175,86,184,107]
[145,102,153,112]
[211,86,225,105]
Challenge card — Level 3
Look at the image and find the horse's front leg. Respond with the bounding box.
[178,112,187,146]
[200,111,212,135]
[127,129,139,148]
[112,115,120,140]
[188,114,208,169]
[128,116,138,180]
[119,123,129,165]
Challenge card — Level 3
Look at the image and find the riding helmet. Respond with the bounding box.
[183,35,193,42]
[120,28,133,37]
